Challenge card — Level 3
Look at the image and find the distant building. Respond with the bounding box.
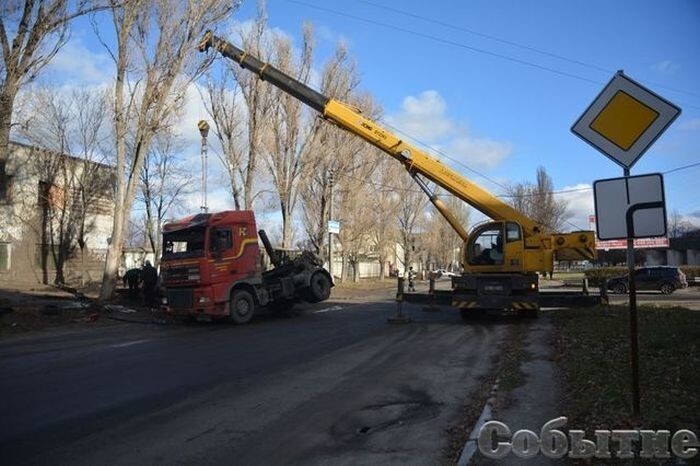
[0,142,115,285]
[646,237,700,266]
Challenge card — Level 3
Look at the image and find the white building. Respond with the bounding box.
[0,142,115,285]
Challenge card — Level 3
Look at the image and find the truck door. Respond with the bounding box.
[209,227,233,283]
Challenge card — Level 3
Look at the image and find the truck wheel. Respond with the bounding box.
[306,272,331,303]
[230,290,255,324]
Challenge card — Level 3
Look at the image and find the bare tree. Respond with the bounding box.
[423,191,469,270]
[368,158,400,279]
[201,1,277,212]
[262,24,314,249]
[98,0,236,301]
[137,132,192,266]
[667,210,695,239]
[505,166,570,232]
[396,171,428,272]
[201,66,245,208]
[17,86,111,285]
[299,43,369,260]
[0,0,109,170]
[335,171,375,282]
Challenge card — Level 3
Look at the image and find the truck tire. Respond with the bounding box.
[229,290,255,324]
[306,272,331,303]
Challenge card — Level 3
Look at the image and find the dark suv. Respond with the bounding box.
[608,266,688,294]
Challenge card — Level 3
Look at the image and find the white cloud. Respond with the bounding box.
[386,90,512,169]
[45,39,114,84]
[651,60,680,74]
[680,118,700,131]
[181,186,234,215]
[173,84,210,146]
[386,90,453,141]
[558,184,594,231]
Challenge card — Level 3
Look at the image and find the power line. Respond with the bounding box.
[287,0,602,85]
[287,0,700,110]
[355,0,700,100]
[357,0,609,73]
[663,160,700,175]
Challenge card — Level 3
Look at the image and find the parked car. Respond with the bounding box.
[607,266,688,294]
[432,269,458,279]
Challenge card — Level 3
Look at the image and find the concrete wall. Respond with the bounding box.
[645,249,666,265]
[666,249,685,266]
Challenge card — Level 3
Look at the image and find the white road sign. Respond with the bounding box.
[593,173,666,240]
[328,220,340,234]
[572,71,681,169]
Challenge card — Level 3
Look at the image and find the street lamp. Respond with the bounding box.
[198,120,210,212]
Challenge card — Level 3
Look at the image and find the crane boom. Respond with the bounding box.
[199,31,542,236]
[199,31,595,278]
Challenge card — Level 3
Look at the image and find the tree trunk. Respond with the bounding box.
[340,253,347,284]
[81,245,86,287]
[0,86,17,163]
[281,200,293,250]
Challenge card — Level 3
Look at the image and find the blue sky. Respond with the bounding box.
[239,0,700,227]
[40,0,700,232]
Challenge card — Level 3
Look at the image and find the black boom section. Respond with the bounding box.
[200,31,329,113]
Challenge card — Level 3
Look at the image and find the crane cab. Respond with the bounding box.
[464,221,526,274]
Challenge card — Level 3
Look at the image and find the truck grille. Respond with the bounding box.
[167,289,194,309]
[162,265,200,283]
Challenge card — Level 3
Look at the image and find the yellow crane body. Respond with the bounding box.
[199,31,600,315]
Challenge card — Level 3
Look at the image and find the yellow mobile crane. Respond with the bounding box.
[199,31,598,317]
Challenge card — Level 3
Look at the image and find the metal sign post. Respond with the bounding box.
[572,70,680,418]
[623,167,641,416]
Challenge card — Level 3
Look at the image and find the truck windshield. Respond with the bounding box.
[162,226,206,259]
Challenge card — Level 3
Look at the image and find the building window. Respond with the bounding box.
[0,243,10,271]
[0,160,12,202]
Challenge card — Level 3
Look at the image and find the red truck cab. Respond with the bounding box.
[160,210,332,323]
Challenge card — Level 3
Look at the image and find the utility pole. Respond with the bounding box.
[328,170,334,278]
[198,120,210,212]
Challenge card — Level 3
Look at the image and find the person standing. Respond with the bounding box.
[122,268,141,299]
[408,266,416,292]
[141,261,158,307]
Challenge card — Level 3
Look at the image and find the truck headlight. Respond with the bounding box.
[198,296,210,304]
[161,296,168,305]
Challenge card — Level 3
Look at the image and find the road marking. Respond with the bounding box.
[109,339,152,348]
[314,305,343,314]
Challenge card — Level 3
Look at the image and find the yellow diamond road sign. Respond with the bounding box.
[572,71,681,169]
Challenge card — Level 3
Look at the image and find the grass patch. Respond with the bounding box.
[552,305,700,432]
[552,271,586,280]
[332,278,397,291]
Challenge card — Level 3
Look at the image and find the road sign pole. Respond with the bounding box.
[328,170,334,279]
[624,167,641,417]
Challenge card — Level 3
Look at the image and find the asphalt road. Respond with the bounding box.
[0,300,509,465]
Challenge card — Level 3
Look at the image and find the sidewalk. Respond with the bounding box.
[465,316,563,465]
